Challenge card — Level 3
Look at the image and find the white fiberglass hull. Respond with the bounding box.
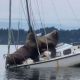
[8,52,80,69]
[30,53,80,68]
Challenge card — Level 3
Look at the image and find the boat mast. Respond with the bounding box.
[25,0,41,57]
[8,0,12,54]
[26,0,33,32]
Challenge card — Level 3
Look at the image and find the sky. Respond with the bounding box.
[0,0,80,30]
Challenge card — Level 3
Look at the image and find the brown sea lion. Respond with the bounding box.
[6,30,58,66]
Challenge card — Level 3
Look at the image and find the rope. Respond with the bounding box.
[21,0,41,60]
[32,26,41,58]
[11,29,17,50]
[10,0,27,50]
[28,0,41,57]
[29,0,49,58]
[20,0,28,23]
[16,21,20,49]
[35,0,49,51]
[50,0,62,28]
[66,0,78,22]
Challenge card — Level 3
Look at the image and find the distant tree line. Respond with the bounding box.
[0,27,80,44]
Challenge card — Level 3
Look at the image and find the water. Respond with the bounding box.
[0,45,80,80]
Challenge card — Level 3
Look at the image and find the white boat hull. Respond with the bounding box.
[30,53,80,68]
[8,53,80,69]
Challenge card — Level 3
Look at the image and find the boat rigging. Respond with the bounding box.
[8,0,12,54]
[5,0,80,69]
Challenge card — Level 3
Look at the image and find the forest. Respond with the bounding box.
[0,27,80,44]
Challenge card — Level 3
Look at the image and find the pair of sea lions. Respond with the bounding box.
[6,30,58,66]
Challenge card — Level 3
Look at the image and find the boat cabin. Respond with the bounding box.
[56,43,80,57]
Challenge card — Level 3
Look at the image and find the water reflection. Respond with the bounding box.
[5,68,80,80]
[1,45,80,80]
[5,68,56,80]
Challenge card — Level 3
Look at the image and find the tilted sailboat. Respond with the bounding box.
[5,0,80,69]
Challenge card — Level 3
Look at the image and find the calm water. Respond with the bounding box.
[0,45,80,80]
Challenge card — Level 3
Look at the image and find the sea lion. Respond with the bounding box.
[6,30,58,66]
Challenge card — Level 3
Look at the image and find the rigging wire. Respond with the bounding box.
[16,1,21,49]
[16,21,20,49]
[16,0,23,49]
[10,0,21,50]
[28,0,41,57]
[28,0,37,33]
[50,0,63,29]
[18,0,30,44]
[9,28,20,51]
[28,0,34,28]
[35,0,49,51]
[11,29,17,49]
[49,0,61,67]
[8,0,26,51]
[66,0,78,23]
[20,0,28,25]
[28,0,49,57]
[51,0,78,29]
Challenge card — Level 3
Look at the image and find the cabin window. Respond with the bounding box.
[63,49,71,55]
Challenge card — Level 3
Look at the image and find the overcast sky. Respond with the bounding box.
[0,0,80,30]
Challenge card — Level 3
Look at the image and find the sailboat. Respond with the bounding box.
[6,0,80,69]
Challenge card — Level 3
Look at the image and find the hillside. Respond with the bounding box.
[0,27,80,44]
